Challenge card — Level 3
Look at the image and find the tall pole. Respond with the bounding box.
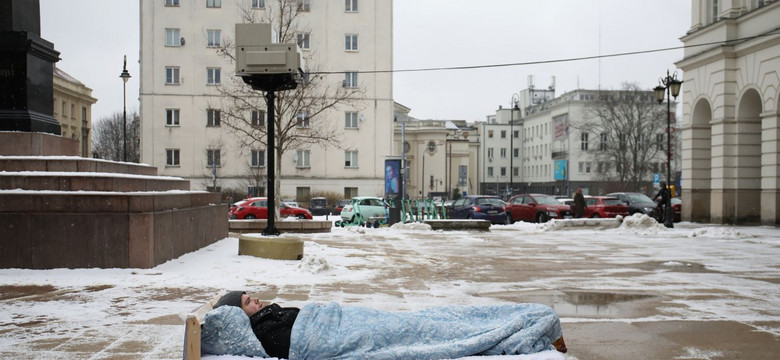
[119,55,131,162]
[654,69,682,229]
[263,91,280,236]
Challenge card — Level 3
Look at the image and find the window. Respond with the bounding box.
[345,0,358,12]
[656,133,665,145]
[251,110,265,127]
[500,167,507,176]
[580,132,589,151]
[166,109,180,126]
[488,130,494,138]
[600,133,608,151]
[207,29,221,47]
[206,67,221,85]
[487,167,494,177]
[585,162,591,173]
[513,148,519,158]
[165,28,181,46]
[207,0,221,8]
[296,150,310,167]
[487,148,494,159]
[578,162,584,173]
[344,72,358,87]
[345,111,358,128]
[166,149,180,166]
[166,0,179,6]
[297,0,310,12]
[344,150,358,167]
[345,34,358,51]
[252,0,265,8]
[296,33,310,50]
[165,66,180,84]
[710,0,719,23]
[500,148,507,158]
[207,149,221,166]
[251,149,265,167]
[513,167,519,176]
[296,111,309,128]
[500,130,506,138]
[207,109,221,127]
[513,130,519,138]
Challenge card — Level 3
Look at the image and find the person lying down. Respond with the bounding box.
[200,290,568,359]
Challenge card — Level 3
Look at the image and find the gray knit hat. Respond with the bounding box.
[214,291,245,309]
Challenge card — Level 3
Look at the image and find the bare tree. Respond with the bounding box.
[91,111,140,163]
[213,0,363,219]
[577,83,668,189]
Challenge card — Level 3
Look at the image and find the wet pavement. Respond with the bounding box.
[0,220,778,359]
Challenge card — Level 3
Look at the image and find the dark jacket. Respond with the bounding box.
[573,193,586,218]
[653,187,670,205]
[249,303,299,359]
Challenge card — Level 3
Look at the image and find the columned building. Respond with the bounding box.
[53,67,97,157]
[140,0,393,201]
[677,0,779,224]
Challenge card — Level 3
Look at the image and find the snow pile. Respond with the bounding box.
[390,221,433,231]
[298,254,330,273]
[616,213,668,234]
[687,227,752,239]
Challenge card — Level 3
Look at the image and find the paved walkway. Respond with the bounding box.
[0,221,778,359]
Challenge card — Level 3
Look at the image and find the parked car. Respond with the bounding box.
[557,198,574,206]
[448,195,509,224]
[583,196,630,218]
[606,192,657,215]
[333,199,350,215]
[282,199,299,208]
[506,194,574,223]
[229,197,313,220]
[340,196,389,223]
[309,197,329,216]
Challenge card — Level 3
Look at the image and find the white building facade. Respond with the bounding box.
[677,0,779,224]
[480,88,675,198]
[140,0,393,201]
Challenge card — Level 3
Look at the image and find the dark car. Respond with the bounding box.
[448,195,509,224]
[333,199,350,215]
[229,197,313,220]
[606,192,657,215]
[506,194,573,223]
[583,196,630,218]
[309,197,329,216]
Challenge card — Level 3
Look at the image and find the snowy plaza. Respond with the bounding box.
[0,215,778,359]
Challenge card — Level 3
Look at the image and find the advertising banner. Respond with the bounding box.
[554,159,568,180]
[384,159,401,199]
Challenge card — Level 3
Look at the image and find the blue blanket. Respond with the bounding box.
[289,302,562,360]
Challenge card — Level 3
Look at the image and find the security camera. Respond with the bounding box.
[235,23,305,82]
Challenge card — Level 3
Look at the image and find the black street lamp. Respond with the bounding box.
[119,55,131,162]
[653,70,682,229]
[509,94,519,198]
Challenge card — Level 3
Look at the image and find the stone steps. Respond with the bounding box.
[0,132,227,269]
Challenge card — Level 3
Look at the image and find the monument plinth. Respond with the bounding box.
[0,0,61,135]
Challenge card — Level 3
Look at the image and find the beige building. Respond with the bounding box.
[53,67,97,157]
[139,0,394,200]
[677,0,779,224]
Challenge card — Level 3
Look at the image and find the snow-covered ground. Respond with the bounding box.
[0,214,778,359]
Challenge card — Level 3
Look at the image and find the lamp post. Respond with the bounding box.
[508,94,519,199]
[653,70,682,229]
[119,55,131,162]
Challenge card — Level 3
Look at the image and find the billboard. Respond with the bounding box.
[554,159,568,180]
[553,114,569,141]
[384,159,401,199]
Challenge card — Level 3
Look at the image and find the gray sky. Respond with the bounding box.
[40,0,690,123]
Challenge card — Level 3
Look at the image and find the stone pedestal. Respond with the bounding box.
[238,235,303,260]
[0,0,61,134]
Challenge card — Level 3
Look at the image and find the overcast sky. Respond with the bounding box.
[40,0,690,123]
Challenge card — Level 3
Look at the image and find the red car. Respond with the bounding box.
[506,194,574,223]
[671,197,682,222]
[583,196,629,218]
[229,197,313,220]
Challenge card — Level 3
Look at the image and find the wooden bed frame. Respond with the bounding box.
[182,293,224,360]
